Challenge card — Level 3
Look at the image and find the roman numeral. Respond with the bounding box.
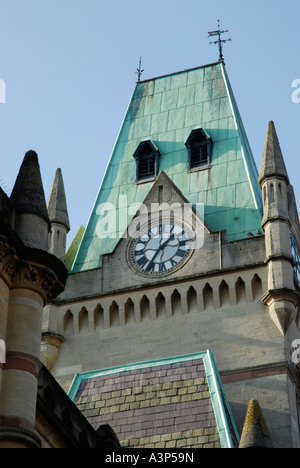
[179,239,188,247]
[177,249,186,258]
[146,263,156,272]
[137,256,148,268]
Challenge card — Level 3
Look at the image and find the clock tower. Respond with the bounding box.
[42,62,300,448]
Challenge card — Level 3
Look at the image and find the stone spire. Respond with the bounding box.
[10,150,50,250]
[258,121,289,186]
[10,150,50,224]
[239,400,273,448]
[47,168,70,232]
[47,168,70,261]
[259,121,299,334]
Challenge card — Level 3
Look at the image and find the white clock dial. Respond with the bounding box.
[128,220,194,276]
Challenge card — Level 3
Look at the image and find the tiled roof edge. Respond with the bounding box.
[203,350,240,448]
[68,351,209,401]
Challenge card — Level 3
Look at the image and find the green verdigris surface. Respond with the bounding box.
[71,62,262,272]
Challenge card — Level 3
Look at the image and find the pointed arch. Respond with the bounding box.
[203,283,213,310]
[269,182,275,203]
[219,280,230,307]
[235,277,246,303]
[187,286,198,313]
[125,298,135,324]
[251,274,263,301]
[171,289,182,315]
[140,295,150,321]
[63,309,73,335]
[156,292,166,318]
[110,301,120,327]
[78,307,89,333]
[94,304,104,329]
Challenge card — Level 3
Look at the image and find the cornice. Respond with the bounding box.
[0,224,66,303]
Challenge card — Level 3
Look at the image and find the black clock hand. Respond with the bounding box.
[145,247,163,271]
[160,233,175,250]
[146,233,175,271]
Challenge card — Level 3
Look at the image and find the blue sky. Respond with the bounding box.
[0,0,299,247]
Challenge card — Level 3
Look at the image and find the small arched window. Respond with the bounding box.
[133,140,160,183]
[185,128,212,171]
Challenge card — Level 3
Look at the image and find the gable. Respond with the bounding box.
[71,62,263,272]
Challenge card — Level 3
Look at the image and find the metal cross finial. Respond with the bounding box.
[136,57,144,82]
[208,20,232,64]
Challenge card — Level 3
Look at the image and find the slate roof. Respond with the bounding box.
[69,350,240,449]
[71,61,263,272]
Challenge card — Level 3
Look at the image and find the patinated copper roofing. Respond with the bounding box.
[71,62,263,272]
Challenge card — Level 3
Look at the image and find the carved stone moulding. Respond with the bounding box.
[262,288,300,334]
[0,235,65,304]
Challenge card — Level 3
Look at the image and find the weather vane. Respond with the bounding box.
[208,20,231,64]
[136,57,144,82]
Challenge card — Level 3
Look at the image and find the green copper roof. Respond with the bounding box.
[71,62,263,272]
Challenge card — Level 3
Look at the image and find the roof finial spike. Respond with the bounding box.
[208,20,232,64]
[136,56,144,82]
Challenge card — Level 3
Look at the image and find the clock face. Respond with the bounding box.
[128,220,194,276]
[290,232,300,286]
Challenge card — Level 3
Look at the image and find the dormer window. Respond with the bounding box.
[185,129,212,171]
[133,140,160,183]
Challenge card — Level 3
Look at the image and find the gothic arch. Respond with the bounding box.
[187,286,198,313]
[110,301,120,327]
[140,295,150,321]
[203,283,213,310]
[79,307,89,333]
[219,280,230,307]
[94,304,104,329]
[171,289,182,315]
[156,292,166,318]
[125,298,135,324]
[251,274,263,301]
[63,309,73,335]
[235,277,246,304]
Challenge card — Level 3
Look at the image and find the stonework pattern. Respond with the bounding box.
[74,359,221,448]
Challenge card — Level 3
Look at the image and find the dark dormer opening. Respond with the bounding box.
[185,129,213,172]
[133,140,160,183]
